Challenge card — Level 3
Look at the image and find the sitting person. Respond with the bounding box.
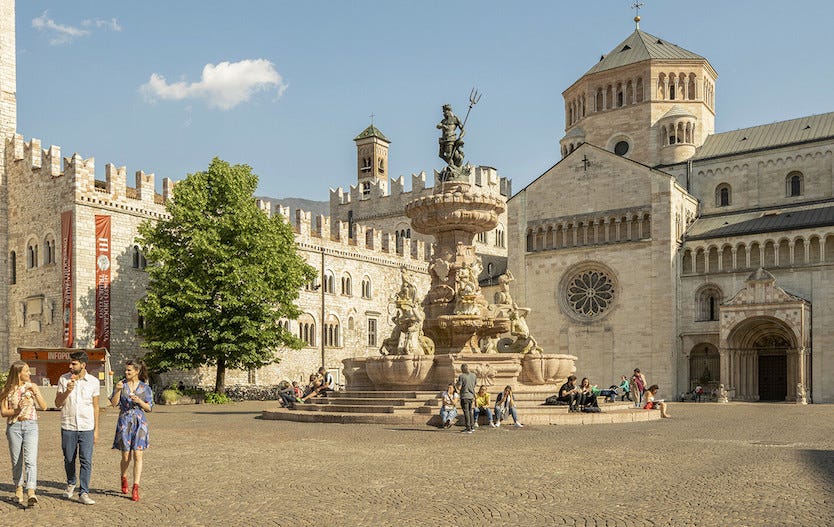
[578,377,599,408]
[300,373,321,402]
[439,383,459,429]
[473,385,496,428]
[598,384,619,403]
[557,375,581,412]
[301,368,336,402]
[279,381,303,408]
[494,385,523,428]
[643,384,671,418]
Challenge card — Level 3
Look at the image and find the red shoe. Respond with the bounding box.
[131,484,140,502]
[121,476,129,494]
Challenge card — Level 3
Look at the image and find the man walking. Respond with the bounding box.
[456,364,477,434]
[54,351,100,505]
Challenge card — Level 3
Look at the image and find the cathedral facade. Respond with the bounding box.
[510,26,834,402]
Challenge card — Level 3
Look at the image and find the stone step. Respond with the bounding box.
[262,407,662,426]
[292,403,397,414]
[307,397,416,406]
[334,390,439,399]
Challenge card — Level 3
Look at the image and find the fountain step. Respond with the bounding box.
[413,401,633,414]
[262,406,662,426]
[335,391,440,399]
[291,403,399,414]
[307,397,419,406]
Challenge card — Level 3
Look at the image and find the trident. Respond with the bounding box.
[461,87,481,130]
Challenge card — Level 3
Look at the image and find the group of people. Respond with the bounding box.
[1,351,153,507]
[554,368,671,418]
[439,364,523,432]
[279,367,335,408]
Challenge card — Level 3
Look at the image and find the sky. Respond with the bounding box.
[14,1,834,201]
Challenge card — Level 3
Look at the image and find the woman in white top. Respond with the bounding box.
[0,361,48,506]
[643,384,671,418]
[439,384,459,429]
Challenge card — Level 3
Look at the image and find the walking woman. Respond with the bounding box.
[110,359,153,501]
[1,361,48,506]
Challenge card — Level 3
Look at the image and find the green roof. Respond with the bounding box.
[693,112,834,160]
[585,29,708,76]
[353,125,390,143]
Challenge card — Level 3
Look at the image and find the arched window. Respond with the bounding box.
[635,77,644,102]
[626,80,633,104]
[605,85,613,109]
[26,242,37,269]
[133,245,141,268]
[476,231,487,244]
[378,158,384,173]
[526,230,534,252]
[324,315,341,347]
[298,314,316,346]
[696,285,723,321]
[361,276,372,299]
[787,171,803,197]
[44,235,56,265]
[362,181,371,197]
[341,273,352,296]
[495,224,505,248]
[323,270,335,294]
[9,251,15,284]
[616,83,623,107]
[688,74,696,100]
[716,184,731,207]
[595,88,603,111]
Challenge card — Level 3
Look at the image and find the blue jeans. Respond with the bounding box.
[474,406,493,423]
[495,405,519,424]
[6,420,39,489]
[61,429,94,495]
[439,407,458,425]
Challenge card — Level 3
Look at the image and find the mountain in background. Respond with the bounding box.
[256,196,329,219]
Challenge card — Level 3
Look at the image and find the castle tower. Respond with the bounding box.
[0,0,16,368]
[353,124,390,196]
[560,25,716,167]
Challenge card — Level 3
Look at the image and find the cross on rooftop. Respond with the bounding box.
[632,1,644,29]
[582,155,591,171]
[369,112,375,126]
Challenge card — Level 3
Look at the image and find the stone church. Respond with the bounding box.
[509,24,833,403]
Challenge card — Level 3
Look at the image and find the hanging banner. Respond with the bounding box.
[61,211,73,347]
[94,215,111,350]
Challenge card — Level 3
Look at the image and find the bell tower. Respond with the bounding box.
[353,123,390,197]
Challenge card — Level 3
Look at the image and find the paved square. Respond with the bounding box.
[0,402,832,526]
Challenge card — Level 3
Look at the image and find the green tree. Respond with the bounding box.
[137,158,316,394]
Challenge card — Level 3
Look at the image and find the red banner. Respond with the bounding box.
[94,215,111,350]
[61,211,73,347]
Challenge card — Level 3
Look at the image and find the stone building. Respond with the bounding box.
[510,24,834,402]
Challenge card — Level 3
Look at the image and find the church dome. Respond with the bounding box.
[659,105,697,121]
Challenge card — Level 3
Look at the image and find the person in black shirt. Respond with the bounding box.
[557,375,581,412]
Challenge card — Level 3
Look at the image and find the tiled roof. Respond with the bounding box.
[693,112,834,160]
[354,125,390,143]
[686,203,834,240]
[585,30,707,76]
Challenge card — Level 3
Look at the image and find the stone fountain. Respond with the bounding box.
[343,101,576,393]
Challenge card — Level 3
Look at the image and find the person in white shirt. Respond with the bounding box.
[54,351,100,505]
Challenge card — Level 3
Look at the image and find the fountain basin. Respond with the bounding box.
[365,355,435,389]
[520,354,578,385]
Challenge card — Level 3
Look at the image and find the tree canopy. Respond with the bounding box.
[137,158,317,393]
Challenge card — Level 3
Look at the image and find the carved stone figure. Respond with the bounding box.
[379,267,435,356]
[480,335,499,354]
[796,382,808,405]
[454,264,480,315]
[498,304,543,355]
[493,271,515,306]
[16,302,24,328]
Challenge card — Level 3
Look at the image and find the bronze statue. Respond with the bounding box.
[437,104,465,168]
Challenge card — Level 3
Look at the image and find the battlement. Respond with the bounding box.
[259,205,430,263]
[329,166,510,207]
[7,134,173,210]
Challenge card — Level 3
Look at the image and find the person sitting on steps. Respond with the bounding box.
[439,384,459,429]
[494,385,523,428]
[473,385,496,428]
[643,384,671,418]
[557,375,581,412]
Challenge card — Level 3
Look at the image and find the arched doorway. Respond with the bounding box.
[689,343,719,391]
[725,316,796,401]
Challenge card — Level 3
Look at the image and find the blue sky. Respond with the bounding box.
[15,1,834,201]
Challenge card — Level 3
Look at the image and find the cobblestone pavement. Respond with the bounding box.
[0,401,832,526]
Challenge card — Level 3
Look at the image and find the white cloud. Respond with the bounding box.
[33,11,121,45]
[32,11,89,45]
[82,18,123,32]
[140,59,287,110]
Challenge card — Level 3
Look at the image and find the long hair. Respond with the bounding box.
[125,359,149,383]
[0,361,27,401]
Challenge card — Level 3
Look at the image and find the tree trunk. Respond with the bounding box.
[215,356,226,394]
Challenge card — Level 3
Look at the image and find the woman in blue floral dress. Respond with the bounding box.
[109,359,153,501]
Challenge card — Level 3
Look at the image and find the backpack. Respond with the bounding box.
[581,406,601,413]
[544,395,561,406]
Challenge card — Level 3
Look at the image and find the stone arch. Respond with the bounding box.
[777,239,791,266]
[725,316,798,401]
[682,249,693,274]
[716,183,731,207]
[721,245,733,271]
[793,237,806,265]
[786,171,803,197]
[825,234,834,263]
[808,236,821,263]
[763,241,776,267]
[689,343,719,388]
[695,248,706,273]
[749,242,762,269]
[635,77,644,102]
[707,246,719,271]
[736,243,748,269]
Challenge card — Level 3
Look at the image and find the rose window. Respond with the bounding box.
[564,269,615,319]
